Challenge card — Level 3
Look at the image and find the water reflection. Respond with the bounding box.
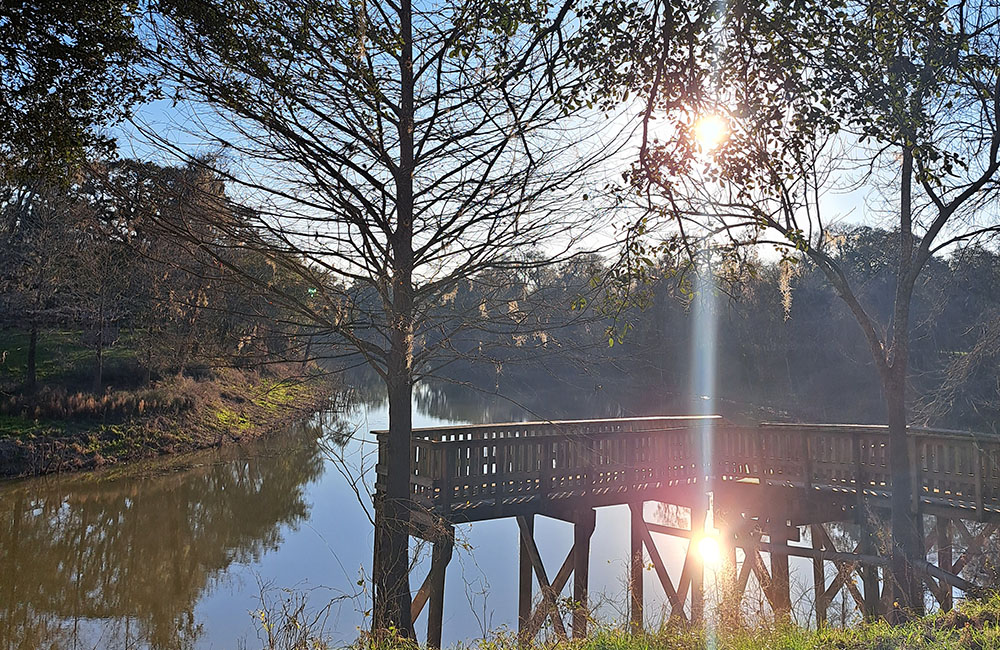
[0,421,331,650]
[0,378,813,650]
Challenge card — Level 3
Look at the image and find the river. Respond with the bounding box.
[0,382,850,649]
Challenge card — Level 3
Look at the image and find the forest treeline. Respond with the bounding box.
[0,161,323,394]
[404,229,1000,434]
[4,162,999,434]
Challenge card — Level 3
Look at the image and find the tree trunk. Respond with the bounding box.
[144,328,153,385]
[92,297,105,394]
[92,331,104,394]
[886,366,923,617]
[373,0,417,636]
[373,365,415,638]
[886,145,923,619]
[26,325,38,393]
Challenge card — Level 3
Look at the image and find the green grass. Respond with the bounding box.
[528,596,1000,650]
[337,596,1000,650]
[0,328,139,386]
[0,414,77,438]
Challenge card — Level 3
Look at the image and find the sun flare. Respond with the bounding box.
[697,534,722,567]
[693,114,729,151]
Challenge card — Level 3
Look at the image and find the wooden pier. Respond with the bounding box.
[374,416,1000,646]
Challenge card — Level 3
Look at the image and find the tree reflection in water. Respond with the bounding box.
[0,418,341,650]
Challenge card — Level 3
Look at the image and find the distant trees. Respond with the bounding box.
[0,185,88,390]
[438,229,1000,436]
[0,161,323,392]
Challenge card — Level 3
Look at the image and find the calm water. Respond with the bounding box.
[0,384,837,649]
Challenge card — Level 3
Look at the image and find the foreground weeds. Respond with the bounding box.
[261,594,1000,650]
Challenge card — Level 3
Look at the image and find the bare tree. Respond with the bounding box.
[575,0,1000,617]
[0,184,88,390]
[143,0,621,635]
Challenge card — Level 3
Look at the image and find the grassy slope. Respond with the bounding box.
[0,329,337,477]
[0,329,138,386]
[516,597,1000,650]
[258,595,1000,650]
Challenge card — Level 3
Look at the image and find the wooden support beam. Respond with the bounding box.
[516,515,569,642]
[952,521,997,576]
[736,540,755,598]
[629,502,644,633]
[936,517,953,611]
[811,525,870,620]
[746,539,886,566]
[427,539,453,649]
[639,517,687,620]
[913,513,927,617]
[410,537,454,646]
[881,568,894,616]
[573,509,595,639]
[411,563,433,623]
[768,522,791,619]
[645,522,694,538]
[822,561,855,604]
[845,570,867,611]
[858,512,881,620]
[517,515,533,646]
[918,559,980,593]
[811,525,828,627]
[720,526,740,628]
[690,501,706,623]
[523,545,576,640]
[749,546,774,606]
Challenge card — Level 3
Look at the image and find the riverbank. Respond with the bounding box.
[0,365,339,478]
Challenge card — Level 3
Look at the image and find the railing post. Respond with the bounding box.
[853,431,865,516]
[909,436,921,514]
[974,442,984,519]
[441,445,455,514]
[541,439,552,504]
[497,439,508,512]
[804,431,813,491]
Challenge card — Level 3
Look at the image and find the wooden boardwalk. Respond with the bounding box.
[377,416,1000,523]
[373,416,1000,646]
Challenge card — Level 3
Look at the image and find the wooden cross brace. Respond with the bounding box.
[516,512,595,642]
[811,523,867,617]
[410,538,454,622]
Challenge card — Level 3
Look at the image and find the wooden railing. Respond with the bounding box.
[374,418,1000,521]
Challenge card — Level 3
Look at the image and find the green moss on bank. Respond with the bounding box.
[0,367,338,478]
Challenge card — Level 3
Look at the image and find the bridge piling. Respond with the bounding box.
[769,520,792,620]
[690,499,706,623]
[517,514,534,647]
[573,509,596,638]
[629,502,644,633]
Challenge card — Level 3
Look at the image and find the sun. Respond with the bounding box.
[697,534,722,567]
[693,114,729,151]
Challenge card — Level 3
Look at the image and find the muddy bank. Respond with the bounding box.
[0,367,339,478]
